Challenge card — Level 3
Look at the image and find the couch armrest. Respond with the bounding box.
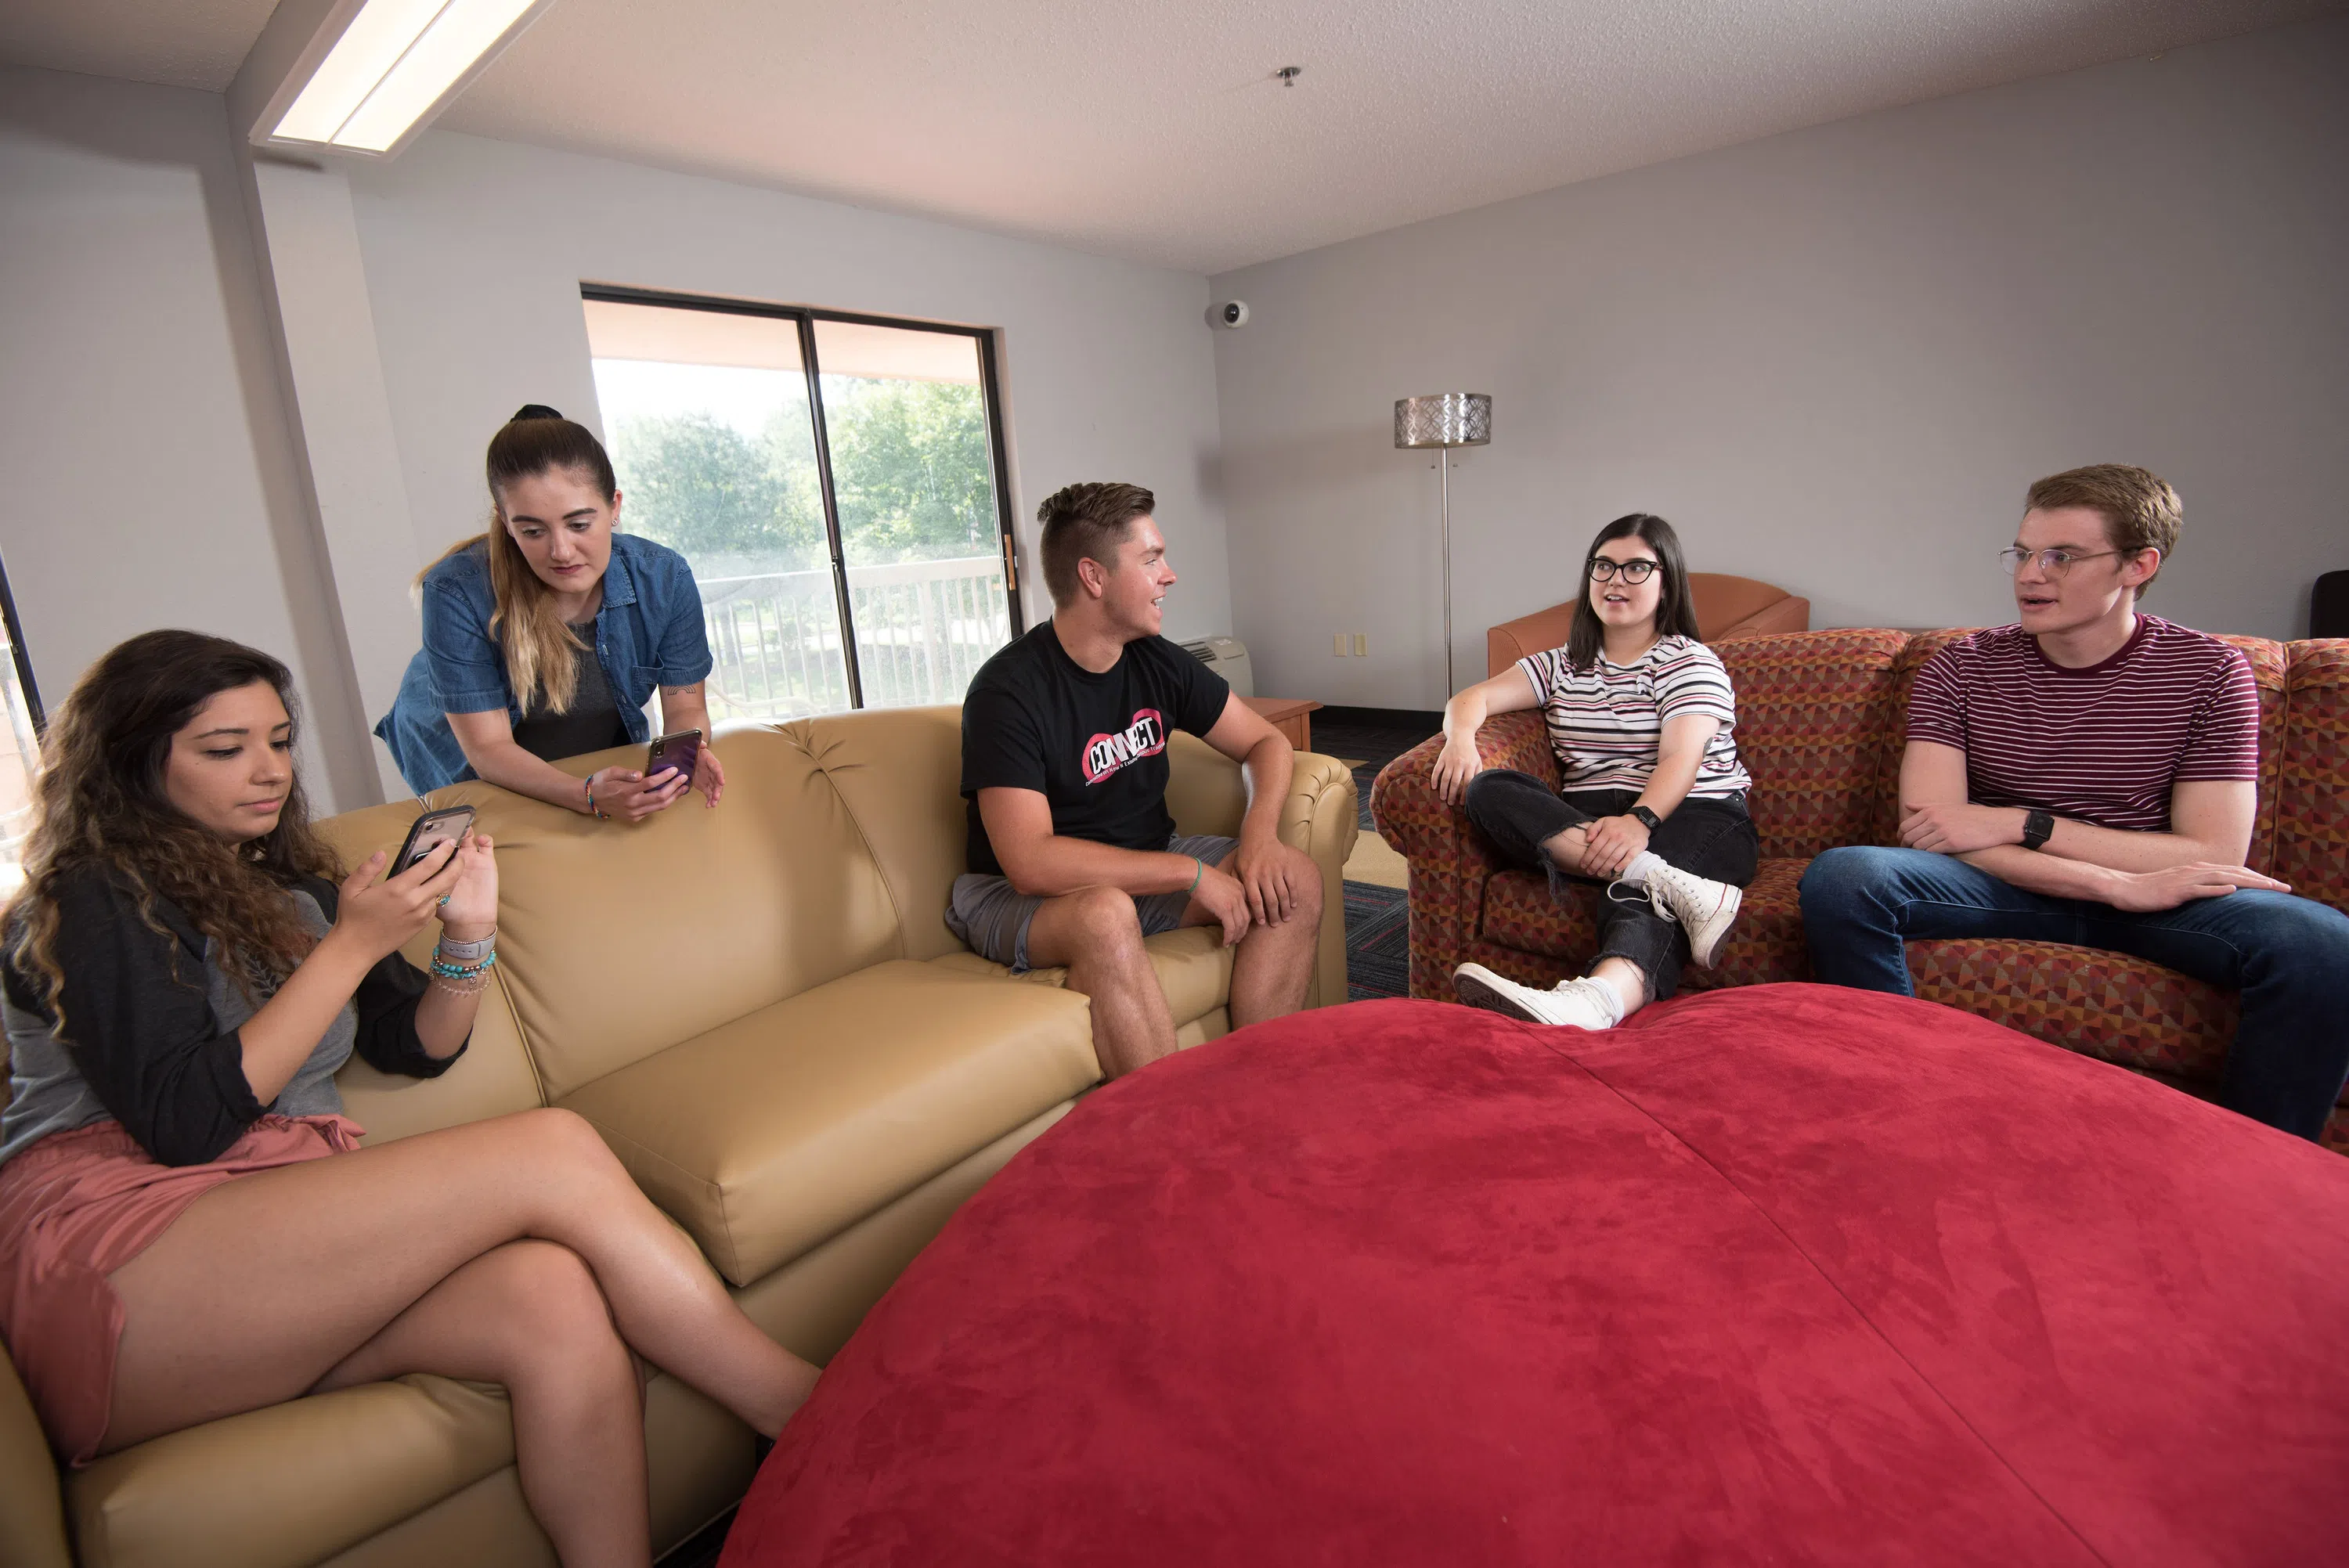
[1371,711,1557,999]
[1167,734,1359,1010]
[1283,751,1362,1010]
[0,1354,70,1568]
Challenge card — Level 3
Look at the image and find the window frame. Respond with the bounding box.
[579,283,1025,712]
[0,556,41,731]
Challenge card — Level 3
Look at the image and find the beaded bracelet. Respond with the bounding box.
[584,776,609,820]
[428,949,496,998]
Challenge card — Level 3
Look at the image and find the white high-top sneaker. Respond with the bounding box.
[1641,861,1743,968]
[1452,964,1623,1029]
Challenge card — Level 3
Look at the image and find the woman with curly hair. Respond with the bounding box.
[0,631,816,1567]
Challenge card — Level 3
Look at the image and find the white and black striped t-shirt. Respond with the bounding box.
[1517,636,1752,798]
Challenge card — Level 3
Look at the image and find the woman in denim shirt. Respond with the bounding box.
[377,408,723,821]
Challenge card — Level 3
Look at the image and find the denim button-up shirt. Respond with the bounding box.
[373,534,714,794]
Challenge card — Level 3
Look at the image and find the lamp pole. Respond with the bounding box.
[1394,393,1492,702]
[1439,445,1454,698]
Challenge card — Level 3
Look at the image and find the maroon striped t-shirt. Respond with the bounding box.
[1906,617,2260,833]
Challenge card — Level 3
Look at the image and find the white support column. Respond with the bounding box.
[227,0,424,803]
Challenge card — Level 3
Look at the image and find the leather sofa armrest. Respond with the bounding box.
[1283,751,1363,1010]
[0,1354,70,1568]
[1371,710,1557,999]
[1167,736,1359,1009]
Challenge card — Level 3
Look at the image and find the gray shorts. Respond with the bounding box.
[945,834,1239,973]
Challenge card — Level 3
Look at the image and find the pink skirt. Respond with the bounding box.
[0,1113,362,1465]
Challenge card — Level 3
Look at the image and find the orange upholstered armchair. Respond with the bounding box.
[1485,574,1810,677]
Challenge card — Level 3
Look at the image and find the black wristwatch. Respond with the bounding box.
[1629,805,1662,832]
[2020,809,2055,851]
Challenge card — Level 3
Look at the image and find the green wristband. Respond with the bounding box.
[1187,856,1203,893]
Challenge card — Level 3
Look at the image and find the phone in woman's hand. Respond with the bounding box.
[391,805,474,876]
[648,729,702,788]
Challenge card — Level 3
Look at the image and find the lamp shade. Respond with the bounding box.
[1394,393,1492,449]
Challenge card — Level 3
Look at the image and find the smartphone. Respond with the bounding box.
[391,805,474,876]
[648,729,703,789]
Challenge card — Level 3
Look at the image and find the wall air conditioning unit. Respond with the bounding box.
[1179,636,1254,697]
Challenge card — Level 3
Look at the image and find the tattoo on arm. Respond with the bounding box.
[660,683,701,698]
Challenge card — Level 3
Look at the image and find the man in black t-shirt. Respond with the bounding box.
[951,481,1322,1077]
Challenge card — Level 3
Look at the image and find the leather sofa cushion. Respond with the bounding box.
[70,1366,741,1568]
[774,713,1261,968]
[71,1375,514,1568]
[929,926,1234,1031]
[421,728,907,1101]
[558,961,1097,1285]
[782,706,972,963]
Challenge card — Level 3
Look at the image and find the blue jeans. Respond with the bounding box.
[1799,846,2349,1141]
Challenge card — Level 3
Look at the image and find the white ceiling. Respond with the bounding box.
[0,0,278,92]
[5,0,2340,274]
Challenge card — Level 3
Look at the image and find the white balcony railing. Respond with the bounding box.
[699,553,1012,722]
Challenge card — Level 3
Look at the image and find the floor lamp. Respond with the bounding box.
[1394,392,1492,699]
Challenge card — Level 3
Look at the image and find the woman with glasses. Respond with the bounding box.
[1430,513,1759,1029]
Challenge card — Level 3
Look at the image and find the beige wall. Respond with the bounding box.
[0,66,377,806]
[1208,16,2349,708]
[341,132,1236,656]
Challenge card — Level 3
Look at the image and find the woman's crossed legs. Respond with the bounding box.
[105,1107,817,1568]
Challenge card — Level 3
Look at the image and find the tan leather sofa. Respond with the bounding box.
[0,707,1359,1568]
[1485,572,1811,678]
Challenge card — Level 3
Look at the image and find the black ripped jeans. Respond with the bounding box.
[1463,770,1760,1002]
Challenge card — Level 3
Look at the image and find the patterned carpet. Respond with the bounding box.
[1316,708,1441,1004]
[1343,878,1410,1000]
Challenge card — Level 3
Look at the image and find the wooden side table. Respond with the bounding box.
[1241,696,1322,752]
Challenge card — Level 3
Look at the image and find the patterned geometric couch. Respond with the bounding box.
[1371,630,2349,1152]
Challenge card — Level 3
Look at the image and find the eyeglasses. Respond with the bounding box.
[1588,558,1660,584]
[1999,546,2120,577]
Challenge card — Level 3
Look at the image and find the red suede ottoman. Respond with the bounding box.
[725,987,2349,1566]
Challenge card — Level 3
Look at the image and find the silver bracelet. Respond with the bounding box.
[437,931,496,964]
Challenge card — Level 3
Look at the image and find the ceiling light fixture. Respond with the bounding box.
[258,0,557,157]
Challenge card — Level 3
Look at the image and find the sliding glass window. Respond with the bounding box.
[583,288,1019,723]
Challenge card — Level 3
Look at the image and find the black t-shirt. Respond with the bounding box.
[961,622,1231,876]
[510,620,630,764]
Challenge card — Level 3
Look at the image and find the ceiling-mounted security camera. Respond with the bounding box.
[1207,301,1250,330]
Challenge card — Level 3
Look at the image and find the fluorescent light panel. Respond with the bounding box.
[271,0,539,153]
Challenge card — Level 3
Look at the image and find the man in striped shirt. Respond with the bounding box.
[1800,465,2349,1141]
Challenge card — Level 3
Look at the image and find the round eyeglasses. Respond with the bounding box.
[1999,546,2120,577]
[1588,558,1660,584]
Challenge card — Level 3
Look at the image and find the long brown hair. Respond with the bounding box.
[5,631,341,1029]
[1566,513,1701,672]
[424,405,619,715]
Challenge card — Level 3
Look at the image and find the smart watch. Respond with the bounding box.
[2020,809,2055,851]
[1629,806,1662,832]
